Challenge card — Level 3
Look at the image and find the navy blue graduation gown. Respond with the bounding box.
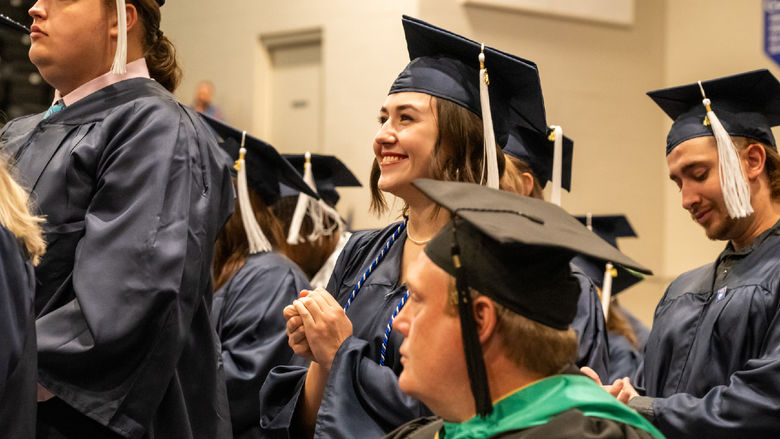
[212,251,312,439]
[570,265,611,379]
[259,221,432,438]
[0,225,37,438]
[607,333,641,383]
[632,220,780,438]
[0,78,234,439]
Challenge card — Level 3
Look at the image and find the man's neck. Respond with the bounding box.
[730,200,780,251]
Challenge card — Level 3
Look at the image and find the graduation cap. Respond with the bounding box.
[390,15,546,189]
[648,69,780,218]
[504,125,574,197]
[413,178,651,416]
[110,0,166,75]
[200,115,317,253]
[279,153,362,206]
[572,214,644,301]
[0,14,30,34]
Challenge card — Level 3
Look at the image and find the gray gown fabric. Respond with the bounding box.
[632,220,780,438]
[0,224,37,438]
[0,77,234,439]
[211,251,311,439]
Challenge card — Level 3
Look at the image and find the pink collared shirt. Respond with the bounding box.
[53,58,151,107]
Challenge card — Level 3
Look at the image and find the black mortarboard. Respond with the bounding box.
[504,125,574,191]
[413,178,651,416]
[648,69,780,153]
[279,154,361,206]
[200,115,317,204]
[0,14,30,34]
[390,15,547,149]
[572,215,643,295]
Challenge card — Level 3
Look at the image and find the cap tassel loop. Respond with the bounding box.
[548,125,564,207]
[287,152,345,245]
[236,132,272,254]
[478,45,500,189]
[600,262,615,321]
[110,0,128,75]
[697,81,753,218]
[451,219,493,417]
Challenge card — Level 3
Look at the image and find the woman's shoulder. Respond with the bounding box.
[344,220,405,258]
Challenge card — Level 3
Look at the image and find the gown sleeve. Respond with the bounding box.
[257,233,366,438]
[0,226,36,438]
[216,259,311,436]
[314,336,431,438]
[33,104,220,415]
[630,301,780,439]
[570,270,610,379]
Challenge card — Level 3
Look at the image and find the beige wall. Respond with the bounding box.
[163,0,419,230]
[162,0,776,325]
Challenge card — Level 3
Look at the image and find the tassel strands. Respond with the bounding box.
[697,81,753,218]
[110,0,128,75]
[600,262,615,322]
[287,152,344,245]
[549,125,563,207]
[478,45,500,189]
[235,132,272,254]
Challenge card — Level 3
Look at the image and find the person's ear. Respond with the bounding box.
[125,4,139,33]
[520,172,535,197]
[472,296,498,343]
[742,142,766,181]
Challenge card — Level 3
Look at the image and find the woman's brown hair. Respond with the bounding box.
[212,187,287,290]
[106,0,182,92]
[369,96,505,215]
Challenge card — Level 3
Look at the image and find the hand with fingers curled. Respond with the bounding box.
[286,287,353,371]
[580,366,639,404]
[284,302,313,361]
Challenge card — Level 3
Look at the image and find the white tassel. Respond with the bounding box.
[697,81,753,218]
[110,0,128,75]
[287,152,315,244]
[549,125,563,207]
[236,132,272,254]
[585,212,593,231]
[287,152,345,245]
[478,45,500,189]
[601,262,614,322]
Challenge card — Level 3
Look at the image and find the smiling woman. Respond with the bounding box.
[258,15,545,439]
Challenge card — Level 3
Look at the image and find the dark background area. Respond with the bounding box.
[1,0,52,125]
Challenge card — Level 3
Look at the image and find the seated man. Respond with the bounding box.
[383,179,664,439]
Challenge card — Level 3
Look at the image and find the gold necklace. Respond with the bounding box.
[406,227,432,245]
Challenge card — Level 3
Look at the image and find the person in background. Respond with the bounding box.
[274,153,361,288]
[573,214,647,383]
[258,15,548,438]
[0,152,45,438]
[585,69,780,438]
[192,80,225,121]
[204,115,315,439]
[0,0,234,437]
[501,126,611,379]
[384,179,663,439]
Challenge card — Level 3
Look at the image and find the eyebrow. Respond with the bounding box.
[379,104,424,114]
